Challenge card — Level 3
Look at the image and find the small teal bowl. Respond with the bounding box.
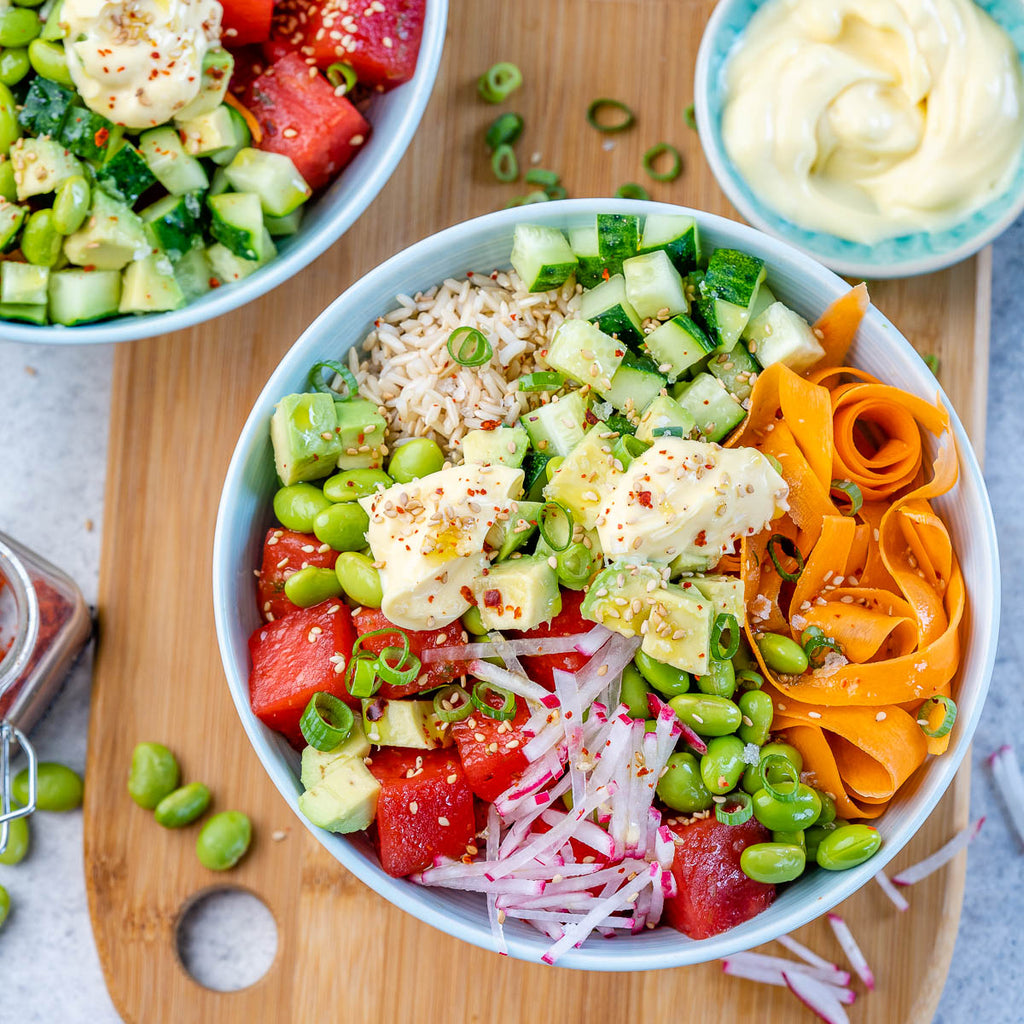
[0,1,447,345]
[695,0,1024,278]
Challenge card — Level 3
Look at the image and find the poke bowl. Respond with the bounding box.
[213,199,998,970]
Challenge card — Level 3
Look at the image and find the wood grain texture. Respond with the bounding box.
[85,1,985,1020]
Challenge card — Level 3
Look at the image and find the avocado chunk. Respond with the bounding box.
[64,191,149,270]
[361,699,451,749]
[669,551,717,577]
[335,397,387,470]
[299,718,372,791]
[640,583,713,675]
[297,756,380,834]
[472,553,561,631]
[271,392,346,485]
[119,253,186,314]
[10,137,82,201]
[543,422,621,530]
[686,574,745,624]
[485,499,542,560]
[635,395,697,444]
[581,560,664,637]
[462,425,529,468]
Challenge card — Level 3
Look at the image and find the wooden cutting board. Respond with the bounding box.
[84,1,990,1020]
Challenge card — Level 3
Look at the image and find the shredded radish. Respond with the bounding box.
[776,933,840,971]
[783,969,852,1024]
[423,634,596,663]
[721,956,856,1006]
[487,633,528,678]
[892,818,985,886]
[574,624,614,656]
[503,908,636,928]
[486,803,508,955]
[874,871,910,911]
[826,914,874,991]
[988,745,1024,849]
[467,659,552,704]
[721,951,851,987]
[552,667,587,807]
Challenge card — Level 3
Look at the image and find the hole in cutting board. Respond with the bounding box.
[176,888,278,991]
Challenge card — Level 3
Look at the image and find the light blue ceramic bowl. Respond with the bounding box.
[213,199,998,968]
[695,0,1024,278]
[0,1,447,345]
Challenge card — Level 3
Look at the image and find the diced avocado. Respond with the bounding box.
[640,583,713,675]
[669,551,717,577]
[1,261,48,306]
[581,560,664,637]
[686,575,745,624]
[643,313,715,382]
[580,273,644,346]
[522,389,589,457]
[300,718,372,790]
[223,147,312,218]
[64,191,149,271]
[97,142,157,205]
[635,395,697,444]
[543,422,620,530]
[707,342,761,403]
[510,223,577,292]
[172,243,214,303]
[0,200,24,251]
[41,1,67,40]
[207,229,276,283]
[472,553,561,631]
[59,105,115,163]
[487,499,542,560]
[118,253,186,314]
[462,425,529,468]
[622,250,689,321]
[334,397,387,471]
[10,137,82,201]
[745,302,825,374]
[545,318,626,394]
[175,47,234,121]
[674,372,746,443]
[178,105,240,158]
[362,699,451,749]
[698,248,767,348]
[142,191,204,262]
[297,756,380,834]
[271,392,346,485]
[47,268,122,326]
[602,350,668,417]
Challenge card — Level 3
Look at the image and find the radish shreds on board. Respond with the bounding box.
[891,818,985,886]
[827,913,875,991]
[988,744,1024,849]
[783,969,853,1024]
[874,870,910,911]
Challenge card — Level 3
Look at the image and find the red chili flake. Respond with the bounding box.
[459,585,476,604]
[694,530,707,548]
[637,490,653,508]
[584,409,598,425]
[601,267,610,281]
[480,420,500,430]
[483,589,502,608]
[93,127,109,147]
[209,277,221,288]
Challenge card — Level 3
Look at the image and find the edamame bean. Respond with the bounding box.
[0,47,29,85]
[737,689,774,746]
[700,735,746,795]
[27,37,71,86]
[740,842,806,883]
[127,742,180,810]
[815,823,881,871]
[814,790,837,827]
[0,8,40,47]
[772,829,805,848]
[273,482,331,532]
[21,209,62,267]
[0,884,8,929]
[461,604,486,636]
[13,0,47,8]
[695,657,735,699]
[196,810,252,871]
[14,762,82,811]
[0,82,19,155]
[154,782,211,829]
[334,551,382,608]
[761,740,803,774]
[284,565,343,607]
[322,468,393,502]
[752,783,821,832]
[756,632,809,676]
[668,693,742,736]
[741,742,804,794]
[0,160,15,202]
[805,820,844,862]
[387,438,444,483]
[635,650,689,696]
[656,752,713,813]
[0,812,29,864]
[620,663,653,719]
[52,175,90,235]
[313,502,369,552]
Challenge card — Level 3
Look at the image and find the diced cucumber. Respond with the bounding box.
[119,253,186,314]
[545,318,626,393]
[48,268,122,325]
[59,106,114,163]
[139,127,210,196]
[17,77,72,138]
[643,313,714,382]
[569,224,604,287]
[223,148,311,218]
[172,243,214,303]
[602,350,667,415]
[623,249,689,320]
[208,166,231,197]
[675,372,746,442]
[64,191,149,270]
[635,394,696,443]
[698,248,766,348]
[521,450,553,501]
[745,301,825,373]
[741,282,775,340]
[580,273,643,346]
[175,47,234,121]
[96,143,157,205]
[0,302,47,324]
[177,105,240,158]
[208,192,264,261]
[596,214,638,276]
[707,343,760,402]
[264,208,303,237]
[10,138,82,200]
[521,390,589,456]
[638,214,701,274]
[207,228,276,283]
[0,200,26,250]
[210,107,252,167]
[1,261,48,305]
[141,191,204,261]
[510,223,577,292]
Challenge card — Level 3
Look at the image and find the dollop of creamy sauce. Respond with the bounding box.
[722,0,1024,242]
[61,0,222,128]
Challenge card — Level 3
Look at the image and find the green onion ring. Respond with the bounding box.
[524,168,560,188]
[918,696,957,738]
[478,62,522,103]
[326,62,357,95]
[711,613,741,661]
[758,753,800,803]
[345,654,380,699]
[522,190,550,204]
[299,692,355,751]
[544,185,568,201]
[308,359,358,398]
[830,479,863,517]
[642,142,683,183]
[614,182,650,201]
[555,542,593,588]
[447,326,493,367]
[539,501,574,552]
[518,370,565,392]
[471,680,517,720]
[652,425,686,438]
[683,103,697,130]
[767,534,804,582]
[485,112,524,150]
[736,669,764,691]
[586,98,636,133]
[352,627,410,662]
[804,634,843,668]
[434,685,473,723]
[922,353,940,376]
[715,790,753,825]
[375,646,422,687]
[491,143,518,182]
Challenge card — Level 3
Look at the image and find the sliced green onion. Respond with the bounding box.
[471,680,517,720]
[308,359,358,398]
[491,143,519,182]
[736,669,764,690]
[642,142,683,183]
[485,112,524,150]
[539,501,573,552]
[652,425,686,438]
[615,182,650,201]
[715,790,753,825]
[447,326,493,367]
[711,613,740,661]
[683,103,697,130]
[555,542,593,588]
[478,62,522,103]
[918,696,957,738]
[803,632,843,668]
[586,98,635,134]
[375,646,421,687]
[922,353,940,376]
[522,190,550,204]
[767,534,804,582]
[524,168,559,187]
[345,655,380,699]
[759,753,800,803]
[299,692,355,751]
[434,685,473,723]
[830,479,863,517]
[326,62,357,95]
[518,370,565,392]
[544,185,568,201]
[352,627,409,661]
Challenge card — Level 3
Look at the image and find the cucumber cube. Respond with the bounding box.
[48,268,122,325]
[59,106,115,163]
[635,395,696,443]
[172,244,214,303]
[643,313,715,382]
[207,229,276,283]
[639,213,701,274]
[596,213,638,275]
[462,425,530,468]
[698,248,767,348]
[510,224,577,292]
[139,127,210,195]
[521,390,589,456]
[569,224,604,287]
[675,373,746,442]
[745,302,825,373]
[97,143,157,205]
[545,318,626,393]
[208,192,264,261]
[707,342,760,402]
[18,77,73,137]
[579,273,643,346]
[0,302,46,324]
[264,208,304,237]
[622,250,689,320]
[0,200,26,251]
[2,261,49,305]
[602,350,668,416]
[177,105,240,158]
[224,148,312,217]
[64,191,149,271]
[142,192,204,261]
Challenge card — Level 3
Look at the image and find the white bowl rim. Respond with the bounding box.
[693,0,1024,279]
[0,0,448,346]
[213,198,1000,970]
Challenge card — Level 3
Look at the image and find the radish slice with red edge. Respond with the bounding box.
[874,870,910,911]
[485,802,508,955]
[719,951,850,987]
[720,956,856,1005]
[988,744,1024,849]
[826,913,874,990]
[574,624,614,656]
[776,933,840,971]
[891,817,985,886]
[783,969,852,1024]
[467,658,552,704]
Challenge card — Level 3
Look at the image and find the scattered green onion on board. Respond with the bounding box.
[492,143,519,182]
[544,185,568,200]
[478,62,523,103]
[471,681,517,720]
[300,692,355,751]
[922,353,941,376]
[683,103,697,130]
[642,142,683,182]
[326,62,358,95]
[447,326,493,366]
[524,168,560,188]
[830,478,863,517]
[308,360,358,399]
[615,182,650,200]
[767,533,805,582]
[586,98,636,133]
[485,112,524,150]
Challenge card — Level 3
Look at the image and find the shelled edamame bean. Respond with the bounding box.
[27,37,71,86]
[635,650,690,696]
[52,175,90,235]
[196,811,252,871]
[128,742,180,809]
[313,502,369,552]
[700,736,746,794]
[815,823,881,870]
[323,468,392,502]
[620,663,654,719]
[740,842,806,883]
[0,884,8,929]
[756,632,809,675]
[657,752,713,812]
[0,7,41,48]
[0,812,29,864]
[0,82,19,154]
[284,565,343,608]
[387,438,444,483]
[14,761,82,811]
[273,483,332,533]
[154,783,211,829]
[695,657,735,698]
[0,47,30,86]
[335,551,382,608]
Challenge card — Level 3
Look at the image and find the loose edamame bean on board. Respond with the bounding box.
[700,735,746,795]
[21,209,62,267]
[322,468,393,503]
[752,783,821,832]
[284,565,343,608]
[387,438,444,483]
[620,662,654,719]
[273,483,332,533]
[668,693,742,736]
[0,884,8,928]
[313,501,369,552]
[334,551,382,608]
[815,823,881,871]
[737,689,773,746]
[656,752,713,813]
[0,47,30,86]
[14,762,82,811]
[128,742,180,810]
[0,7,41,47]
[695,657,735,699]
[0,811,29,864]
[756,632,809,676]
[27,37,72,86]
[196,811,252,871]
[740,842,806,884]
[52,175,90,235]
[154,782,212,829]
